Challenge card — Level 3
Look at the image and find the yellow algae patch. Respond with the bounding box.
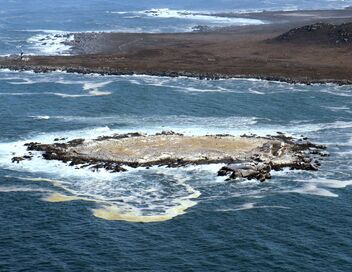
[93,180,201,223]
[45,193,83,202]
[12,176,65,188]
[93,198,198,223]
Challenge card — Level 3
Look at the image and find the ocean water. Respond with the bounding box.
[0,1,352,271]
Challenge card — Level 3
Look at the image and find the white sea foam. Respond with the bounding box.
[320,87,352,97]
[297,178,352,189]
[135,8,266,26]
[82,81,112,96]
[323,106,350,112]
[2,72,113,97]
[285,184,338,198]
[22,115,260,136]
[27,30,74,56]
[30,115,51,120]
[0,186,53,193]
[216,202,290,212]
[1,69,351,95]
[18,111,352,138]
[82,81,112,91]
[0,92,39,96]
[2,157,202,222]
[0,92,109,98]
[8,78,36,85]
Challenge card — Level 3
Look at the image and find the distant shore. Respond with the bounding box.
[1,8,352,85]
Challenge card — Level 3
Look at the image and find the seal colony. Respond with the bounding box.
[12,131,328,182]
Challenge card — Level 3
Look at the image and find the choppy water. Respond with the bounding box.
[1,70,351,271]
[1,0,352,271]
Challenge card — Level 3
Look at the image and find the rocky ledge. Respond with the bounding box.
[12,131,328,182]
[273,22,352,46]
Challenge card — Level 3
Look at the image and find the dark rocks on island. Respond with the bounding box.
[218,162,272,182]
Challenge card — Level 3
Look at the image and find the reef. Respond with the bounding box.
[12,131,328,182]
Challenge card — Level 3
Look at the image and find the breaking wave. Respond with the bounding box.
[26,30,74,55]
[108,8,266,26]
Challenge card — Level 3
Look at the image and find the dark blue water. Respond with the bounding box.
[0,71,351,271]
[1,1,352,271]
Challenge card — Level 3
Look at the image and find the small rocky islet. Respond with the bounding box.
[12,131,328,182]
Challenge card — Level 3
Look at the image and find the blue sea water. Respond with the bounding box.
[0,1,352,271]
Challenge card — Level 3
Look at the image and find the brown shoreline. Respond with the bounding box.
[1,9,352,85]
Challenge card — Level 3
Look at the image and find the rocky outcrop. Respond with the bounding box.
[273,22,352,46]
[12,132,327,182]
[217,134,327,182]
[218,162,272,182]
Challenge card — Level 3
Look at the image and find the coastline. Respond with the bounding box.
[1,9,352,85]
[2,65,352,85]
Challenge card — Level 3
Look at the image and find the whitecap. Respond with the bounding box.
[30,115,51,120]
[296,178,352,189]
[82,81,113,91]
[138,8,266,25]
[0,186,52,193]
[216,202,290,212]
[50,92,94,98]
[284,184,338,198]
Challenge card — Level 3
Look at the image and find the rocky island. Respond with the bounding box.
[1,9,352,84]
[12,132,328,182]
